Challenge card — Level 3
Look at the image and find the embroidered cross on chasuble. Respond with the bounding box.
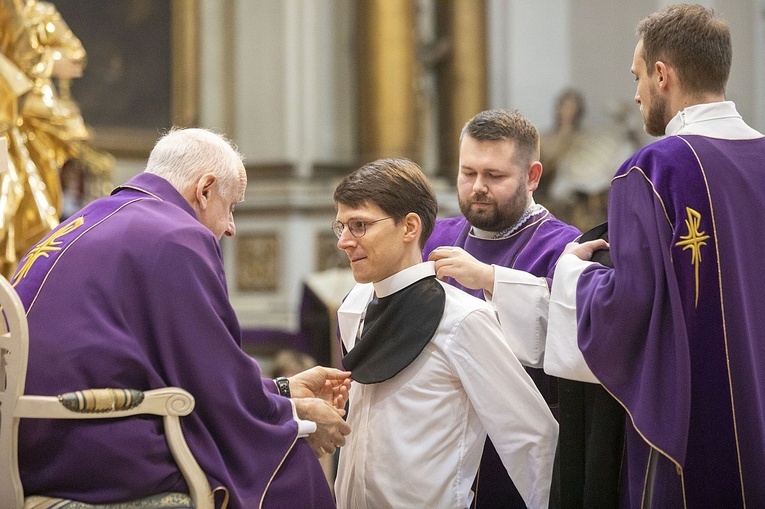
[342,276,446,384]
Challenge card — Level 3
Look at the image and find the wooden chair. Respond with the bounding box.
[0,275,215,509]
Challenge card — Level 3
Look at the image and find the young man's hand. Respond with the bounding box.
[289,366,351,411]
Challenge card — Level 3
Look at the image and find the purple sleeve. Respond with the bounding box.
[263,378,278,395]
[142,227,301,491]
[575,165,691,463]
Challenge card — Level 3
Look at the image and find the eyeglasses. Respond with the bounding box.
[332,217,393,239]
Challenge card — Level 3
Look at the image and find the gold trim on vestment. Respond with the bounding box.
[676,135,746,505]
[259,431,300,509]
[607,167,687,508]
[675,207,709,307]
[12,216,84,284]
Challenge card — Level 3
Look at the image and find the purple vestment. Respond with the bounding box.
[11,173,334,508]
[423,211,580,298]
[575,135,765,507]
[423,210,579,507]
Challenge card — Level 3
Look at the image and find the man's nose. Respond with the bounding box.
[224,217,236,237]
[473,174,489,192]
[336,227,356,249]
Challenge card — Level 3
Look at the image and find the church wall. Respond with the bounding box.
[716,0,756,126]
[568,1,649,128]
[103,0,763,335]
[216,0,359,330]
[487,0,572,132]
[757,0,765,131]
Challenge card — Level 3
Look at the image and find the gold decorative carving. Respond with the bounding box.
[236,233,280,292]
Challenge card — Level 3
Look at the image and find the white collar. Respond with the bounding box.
[373,262,436,298]
[665,101,763,139]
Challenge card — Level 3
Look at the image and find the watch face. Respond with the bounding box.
[276,377,291,397]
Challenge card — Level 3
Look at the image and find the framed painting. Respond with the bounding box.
[52,0,198,156]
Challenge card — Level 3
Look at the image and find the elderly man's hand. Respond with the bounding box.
[562,239,610,260]
[289,366,351,411]
[294,398,352,458]
[428,246,494,293]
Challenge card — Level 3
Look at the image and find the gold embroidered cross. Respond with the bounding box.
[12,216,85,286]
[675,207,709,307]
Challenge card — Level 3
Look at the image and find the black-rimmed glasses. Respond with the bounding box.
[332,217,393,239]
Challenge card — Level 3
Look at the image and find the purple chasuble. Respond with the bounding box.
[11,173,334,509]
[575,135,765,507]
[424,210,579,508]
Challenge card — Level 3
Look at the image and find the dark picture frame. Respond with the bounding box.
[52,0,198,156]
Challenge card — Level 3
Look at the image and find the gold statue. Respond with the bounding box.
[0,0,113,278]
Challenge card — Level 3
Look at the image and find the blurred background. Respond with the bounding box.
[4,0,764,369]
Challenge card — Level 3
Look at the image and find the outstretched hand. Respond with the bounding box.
[428,246,494,293]
[562,239,610,261]
[294,398,352,458]
[289,366,351,411]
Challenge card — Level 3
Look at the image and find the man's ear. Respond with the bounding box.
[528,161,543,191]
[403,212,422,244]
[195,173,217,210]
[655,60,669,90]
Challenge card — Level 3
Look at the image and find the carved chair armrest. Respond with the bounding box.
[13,387,213,509]
[13,387,194,419]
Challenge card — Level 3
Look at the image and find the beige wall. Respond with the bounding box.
[105,0,764,330]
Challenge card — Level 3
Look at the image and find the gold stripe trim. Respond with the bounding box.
[499,209,551,240]
[612,167,674,235]
[13,217,85,284]
[115,184,164,201]
[259,430,300,508]
[23,198,154,314]
[595,380,686,509]
[509,215,556,270]
[676,135,746,505]
[608,168,686,508]
[640,449,651,508]
[212,486,230,509]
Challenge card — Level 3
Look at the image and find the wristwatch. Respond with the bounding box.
[275,376,291,398]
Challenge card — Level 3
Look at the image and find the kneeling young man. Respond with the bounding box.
[332,158,557,509]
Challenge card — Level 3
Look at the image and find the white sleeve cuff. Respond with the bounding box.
[489,265,550,368]
[290,399,318,437]
[545,254,600,383]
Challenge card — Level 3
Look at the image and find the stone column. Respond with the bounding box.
[436,0,486,177]
[356,0,419,163]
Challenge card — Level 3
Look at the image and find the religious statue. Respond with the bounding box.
[0,0,113,278]
[540,88,640,231]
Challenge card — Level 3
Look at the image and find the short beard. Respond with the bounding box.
[459,179,529,232]
[643,87,668,137]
